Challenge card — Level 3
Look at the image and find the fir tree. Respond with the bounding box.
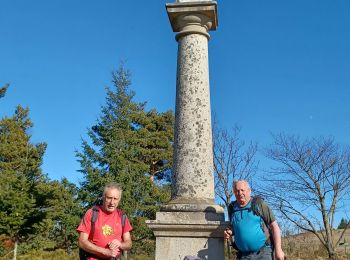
[77,65,174,255]
[338,218,349,229]
[42,178,83,252]
[0,106,47,256]
[0,88,83,256]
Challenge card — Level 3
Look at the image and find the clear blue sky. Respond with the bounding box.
[1,0,350,187]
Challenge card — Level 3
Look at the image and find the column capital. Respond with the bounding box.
[166,1,218,35]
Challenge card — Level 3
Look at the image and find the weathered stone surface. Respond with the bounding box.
[161,197,224,213]
[166,2,218,32]
[146,2,225,259]
[173,32,213,201]
[155,211,224,223]
[155,236,223,260]
[147,212,228,259]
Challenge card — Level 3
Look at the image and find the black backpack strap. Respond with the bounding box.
[90,206,99,240]
[121,213,127,230]
[227,201,234,223]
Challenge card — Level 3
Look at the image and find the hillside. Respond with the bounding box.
[283,228,350,259]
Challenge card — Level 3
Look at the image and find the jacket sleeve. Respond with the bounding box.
[258,200,276,225]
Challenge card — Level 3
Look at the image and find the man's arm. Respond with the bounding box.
[269,221,285,260]
[79,232,119,258]
[121,231,132,250]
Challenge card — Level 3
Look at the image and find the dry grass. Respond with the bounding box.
[283,229,350,260]
[224,229,350,260]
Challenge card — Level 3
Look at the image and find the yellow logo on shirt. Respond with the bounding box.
[102,224,114,236]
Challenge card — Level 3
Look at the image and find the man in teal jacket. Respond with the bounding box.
[224,180,284,260]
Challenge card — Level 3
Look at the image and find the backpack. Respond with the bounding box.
[227,196,274,250]
[79,206,128,260]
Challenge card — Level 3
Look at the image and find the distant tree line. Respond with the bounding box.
[338,218,350,230]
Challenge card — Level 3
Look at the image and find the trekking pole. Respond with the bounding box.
[123,250,129,260]
[226,239,231,259]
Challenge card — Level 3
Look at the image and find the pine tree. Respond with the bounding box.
[338,218,349,229]
[42,178,83,252]
[77,65,174,255]
[0,106,47,256]
[0,88,83,256]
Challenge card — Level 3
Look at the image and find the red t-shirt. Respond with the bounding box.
[77,206,132,259]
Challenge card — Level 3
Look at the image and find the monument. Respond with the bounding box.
[146,1,226,259]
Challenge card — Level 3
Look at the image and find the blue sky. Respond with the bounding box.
[1,0,349,189]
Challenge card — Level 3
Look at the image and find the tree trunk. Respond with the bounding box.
[12,239,17,260]
[327,248,336,260]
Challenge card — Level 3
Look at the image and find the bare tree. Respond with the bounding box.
[213,123,259,216]
[261,134,350,259]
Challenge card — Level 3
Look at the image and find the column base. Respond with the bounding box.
[146,211,228,260]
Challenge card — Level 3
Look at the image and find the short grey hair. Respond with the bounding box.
[103,182,122,197]
[233,179,251,191]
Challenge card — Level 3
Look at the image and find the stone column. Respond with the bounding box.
[147,2,227,260]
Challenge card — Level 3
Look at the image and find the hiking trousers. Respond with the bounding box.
[237,246,273,260]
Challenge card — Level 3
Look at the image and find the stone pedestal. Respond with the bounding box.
[146,2,226,259]
[147,212,225,260]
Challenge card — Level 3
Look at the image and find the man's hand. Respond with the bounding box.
[108,239,122,250]
[108,239,122,257]
[224,228,232,241]
[101,247,120,258]
[79,232,120,258]
[274,248,285,260]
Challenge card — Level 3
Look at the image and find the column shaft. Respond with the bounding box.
[173,32,214,202]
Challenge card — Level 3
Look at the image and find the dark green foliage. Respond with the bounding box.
[7,178,83,255]
[35,178,83,251]
[0,105,83,257]
[77,65,174,255]
[0,106,47,245]
[338,218,350,229]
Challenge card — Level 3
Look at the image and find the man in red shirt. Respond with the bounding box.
[77,183,132,260]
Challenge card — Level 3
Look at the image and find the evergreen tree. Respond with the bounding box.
[43,178,83,252]
[22,177,83,253]
[338,218,349,229]
[0,106,47,256]
[0,88,83,256]
[77,65,174,255]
